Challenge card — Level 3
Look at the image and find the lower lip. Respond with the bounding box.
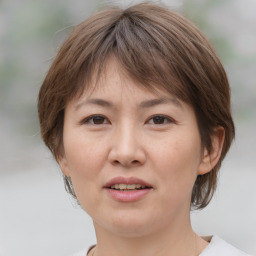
[105,188,151,202]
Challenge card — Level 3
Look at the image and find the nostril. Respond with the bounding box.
[111,159,141,167]
[131,160,140,165]
[113,160,120,165]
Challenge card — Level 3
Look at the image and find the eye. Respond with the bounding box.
[147,115,173,125]
[82,115,109,125]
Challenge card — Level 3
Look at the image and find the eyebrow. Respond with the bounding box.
[75,97,182,110]
[138,97,182,109]
[75,98,114,110]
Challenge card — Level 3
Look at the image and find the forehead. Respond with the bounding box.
[64,60,198,134]
[70,57,184,108]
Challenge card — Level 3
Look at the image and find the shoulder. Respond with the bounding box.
[200,236,253,256]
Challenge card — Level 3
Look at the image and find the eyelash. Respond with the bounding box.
[146,115,175,125]
[81,115,110,125]
[81,114,175,126]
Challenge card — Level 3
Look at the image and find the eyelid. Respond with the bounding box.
[80,114,110,125]
[80,114,175,126]
[146,114,176,125]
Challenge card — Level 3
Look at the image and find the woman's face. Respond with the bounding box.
[59,59,213,237]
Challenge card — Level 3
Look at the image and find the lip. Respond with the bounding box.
[104,176,153,188]
[104,176,153,202]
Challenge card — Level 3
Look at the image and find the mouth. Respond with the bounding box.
[104,177,153,202]
[109,183,150,191]
[104,176,153,191]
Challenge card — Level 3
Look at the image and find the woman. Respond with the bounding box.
[38,3,252,256]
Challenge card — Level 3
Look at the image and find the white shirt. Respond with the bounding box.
[70,236,253,256]
[199,236,252,256]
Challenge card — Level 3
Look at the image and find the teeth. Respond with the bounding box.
[110,184,147,190]
[127,184,136,189]
[120,184,126,190]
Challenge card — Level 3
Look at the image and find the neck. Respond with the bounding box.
[92,215,207,256]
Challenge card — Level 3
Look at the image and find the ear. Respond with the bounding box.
[198,127,225,175]
[57,154,71,177]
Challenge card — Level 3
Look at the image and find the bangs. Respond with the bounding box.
[67,8,193,103]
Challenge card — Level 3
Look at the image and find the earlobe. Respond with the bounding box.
[57,155,71,177]
[198,127,225,175]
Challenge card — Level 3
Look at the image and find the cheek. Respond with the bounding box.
[63,132,108,183]
[63,135,108,211]
[149,131,202,186]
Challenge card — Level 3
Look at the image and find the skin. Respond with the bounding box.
[59,59,224,256]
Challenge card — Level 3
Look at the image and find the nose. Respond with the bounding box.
[108,124,146,168]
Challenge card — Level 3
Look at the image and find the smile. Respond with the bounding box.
[110,184,147,190]
[104,177,153,202]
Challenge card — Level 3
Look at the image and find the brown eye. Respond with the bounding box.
[83,115,108,125]
[152,116,166,124]
[93,116,105,124]
[148,115,173,125]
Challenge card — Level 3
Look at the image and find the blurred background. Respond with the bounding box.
[0,0,255,255]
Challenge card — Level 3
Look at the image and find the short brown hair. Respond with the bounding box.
[38,2,235,209]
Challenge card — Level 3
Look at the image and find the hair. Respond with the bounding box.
[38,2,235,209]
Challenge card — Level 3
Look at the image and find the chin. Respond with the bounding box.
[94,208,166,238]
[109,222,155,238]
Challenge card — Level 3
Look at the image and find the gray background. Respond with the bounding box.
[0,0,255,255]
